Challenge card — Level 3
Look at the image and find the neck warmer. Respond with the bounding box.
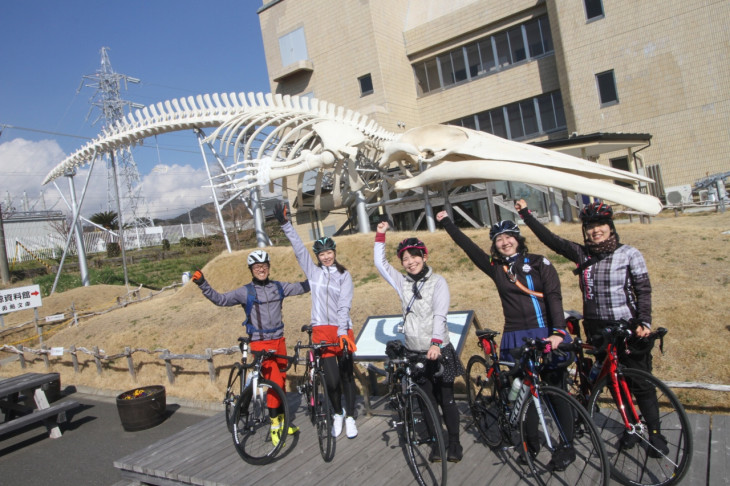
[586,233,619,255]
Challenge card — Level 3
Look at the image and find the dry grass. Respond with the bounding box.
[2,211,729,412]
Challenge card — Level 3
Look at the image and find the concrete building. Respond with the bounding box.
[257,0,729,237]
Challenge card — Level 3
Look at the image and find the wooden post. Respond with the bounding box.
[125,347,136,381]
[206,348,215,382]
[163,351,175,384]
[71,302,78,326]
[34,308,42,345]
[18,344,26,369]
[41,344,50,369]
[93,346,102,375]
[70,345,79,373]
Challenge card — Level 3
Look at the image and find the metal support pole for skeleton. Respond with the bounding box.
[561,190,574,223]
[717,179,726,213]
[420,161,436,233]
[250,186,268,247]
[110,151,130,289]
[355,190,370,233]
[50,155,98,294]
[548,187,562,225]
[65,170,90,286]
[195,129,232,253]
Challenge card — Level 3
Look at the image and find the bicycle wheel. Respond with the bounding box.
[588,368,692,486]
[313,369,335,462]
[519,385,609,486]
[403,385,447,486]
[224,363,244,431]
[465,355,502,447]
[231,378,289,465]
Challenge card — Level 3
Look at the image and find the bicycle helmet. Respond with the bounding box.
[397,237,428,259]
[579,201,614,225]
[489,220,520,241]
[247,249,270,267]
[312,237,336,254]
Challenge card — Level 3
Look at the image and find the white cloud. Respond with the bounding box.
[139,163,210,220]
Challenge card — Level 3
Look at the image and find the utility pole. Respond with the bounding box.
[0,204,11,284]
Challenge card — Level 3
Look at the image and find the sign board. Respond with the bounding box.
[45,313,66,323]
[0,284,42,314]
[50,347,64,357]
[354,311,475,361]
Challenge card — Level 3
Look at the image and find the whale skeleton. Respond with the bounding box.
[43,91,662,218]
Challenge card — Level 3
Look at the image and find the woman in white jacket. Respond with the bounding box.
[275,203,359,439]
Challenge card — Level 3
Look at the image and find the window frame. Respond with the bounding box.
[358,73,374,97]
[596,69,619,106]
[584,0,605,22]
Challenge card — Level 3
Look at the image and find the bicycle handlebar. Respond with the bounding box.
[387,350,445,378]
[242,348,297,372]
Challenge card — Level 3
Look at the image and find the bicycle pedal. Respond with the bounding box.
[390,419,402,428]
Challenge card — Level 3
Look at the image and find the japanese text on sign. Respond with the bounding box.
[0,285,43,314]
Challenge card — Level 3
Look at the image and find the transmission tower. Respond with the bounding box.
[79,47,150,226]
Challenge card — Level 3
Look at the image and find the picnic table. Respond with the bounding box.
[0,372,79,439]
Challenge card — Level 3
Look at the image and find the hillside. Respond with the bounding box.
[1,210,729,411]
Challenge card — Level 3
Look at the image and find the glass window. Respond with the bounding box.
[540,17,554,53]
[278,27,308,67]
[525,20,544,57]
[438,52,455,87]
[476,111,492,133]
[358,74,373,96]
[553,91,566,127]
[596,70,618,105]
[466,43,481,78]
[478,38,496,73]
[414,62,428,95]
[424,58,441,92]
[520,100,539,136]
[493,32,511,67]
[506,103,524,139]
[452,48,468,83]
[585,0,605,20]
[490,109,508,139]
[508,27,527,63]
[461,115,477,130]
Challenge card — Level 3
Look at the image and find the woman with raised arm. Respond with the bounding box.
[373,220,464,463]
[436,210,575,470]
[514,199,667,456]
[192,250,309,446]
[275,203,359,439]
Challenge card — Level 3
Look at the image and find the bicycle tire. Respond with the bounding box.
[519,385,609,486]
[403,384,447,486]
[303,356,316,426]
[224,363,244,432]
[313,369,335,462]
[231,378,289,465]
[465,355,503,447]
[588,368,692,486]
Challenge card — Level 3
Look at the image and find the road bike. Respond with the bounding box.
[227,336,296,465]
[465,328,609,486]
[384,341,447,486]
[562,318,692,486]
[294,324,345,462]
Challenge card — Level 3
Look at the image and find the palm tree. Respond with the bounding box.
[90,210,118,230]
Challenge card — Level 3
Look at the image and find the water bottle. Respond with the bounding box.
[589,360,602,383]
[508,377,522,402]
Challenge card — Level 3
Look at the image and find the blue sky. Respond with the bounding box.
[0,1,271,220]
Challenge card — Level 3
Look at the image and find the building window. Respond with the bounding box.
[413,14,553,96]
[610,157,633,188]
[584,0,604,21]
[279,27,308,67]
[596,70,618,106]
[358,74,374,96]
[450,91,566,141]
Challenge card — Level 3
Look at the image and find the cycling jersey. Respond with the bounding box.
[282,222,354,337]
[198,278,310,341]
[519,208,652,326]
[441,216,567,352]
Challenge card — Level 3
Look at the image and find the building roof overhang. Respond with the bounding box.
[531,132,652,159]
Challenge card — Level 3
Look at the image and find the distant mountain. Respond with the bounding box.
[153,200,252,226]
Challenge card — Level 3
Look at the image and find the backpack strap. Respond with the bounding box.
[242,282,286,337]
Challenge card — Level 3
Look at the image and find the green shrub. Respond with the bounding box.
[107,242,121,258]
[162,239,170,251]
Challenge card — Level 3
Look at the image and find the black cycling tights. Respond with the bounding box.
[419,379,460,445]
[321,354,356,417]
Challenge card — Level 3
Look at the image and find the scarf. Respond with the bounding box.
[586,233,619,256]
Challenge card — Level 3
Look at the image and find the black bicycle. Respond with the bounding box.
[465,329,609,486]
[227,336,296,465]
[294,324,344,462]
[562,318,692,486]
[384,341,447,486]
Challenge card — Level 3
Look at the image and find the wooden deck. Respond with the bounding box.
[114,395,721,486]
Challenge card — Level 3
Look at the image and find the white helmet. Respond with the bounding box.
[247,250,270,267]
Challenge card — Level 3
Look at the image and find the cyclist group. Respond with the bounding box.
[191,198,668,473]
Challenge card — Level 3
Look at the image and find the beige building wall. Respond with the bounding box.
[258,0,729,206]
[547,0,730,187]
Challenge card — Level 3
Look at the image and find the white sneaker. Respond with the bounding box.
[345,416,358,439]
[332,413,344,437]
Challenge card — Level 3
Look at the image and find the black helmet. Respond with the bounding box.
[397,237,428,259]
[580,201,614,225]
[489,220,520,241]
[312,237,336,254]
